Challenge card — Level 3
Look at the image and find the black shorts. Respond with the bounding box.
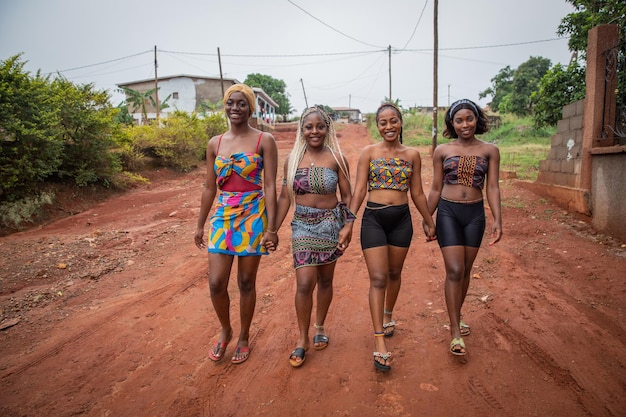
[436,198,485,248]
[360,202,413,250]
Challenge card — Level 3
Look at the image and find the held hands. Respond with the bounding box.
[337,224,353,251]
[262,230,279,252]
[422,219,437,242]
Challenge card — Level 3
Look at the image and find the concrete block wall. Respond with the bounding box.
[536,100,584,188]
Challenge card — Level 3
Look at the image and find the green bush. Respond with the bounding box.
[0,56,64,200]
[124,111,227,170]
[0,191,55,229]
[1,55,124,201]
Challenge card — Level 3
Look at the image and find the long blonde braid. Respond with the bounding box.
[286,107,350,201]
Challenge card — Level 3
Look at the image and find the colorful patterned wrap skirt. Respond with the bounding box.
[291,202,356,269]
[208,190,267,256]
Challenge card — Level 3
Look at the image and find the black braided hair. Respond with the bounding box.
[375,103,404,143]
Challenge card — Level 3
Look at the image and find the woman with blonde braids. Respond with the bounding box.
[275,106,355,368]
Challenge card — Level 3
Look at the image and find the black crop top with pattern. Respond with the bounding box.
[368,158,412,192]
[443,155,488,190]
[293,166,338,195]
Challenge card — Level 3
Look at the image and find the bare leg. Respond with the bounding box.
[441,246,468,354]
[231,255,262,362]
[294,266,317,353]
[363,246,392,367]
[313,262,336,347]
[383,245,409,336]
[460,246,480,309]
[208,253,235,356]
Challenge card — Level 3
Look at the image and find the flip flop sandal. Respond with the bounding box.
[208,340,229,362]
[289,347,306,368]
[231,346,250,364]
[373,351,392,372]
[383,320,396,338]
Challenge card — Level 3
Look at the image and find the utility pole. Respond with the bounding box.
[218,47,225,99]
[388,45,392,101]
[432,0,438,154]
[154,45,159,120]
[349,94,351,109]
[300,78,309,108]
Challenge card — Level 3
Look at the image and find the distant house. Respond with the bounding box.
[331,107,362,124]
[117,75,278,127]
[251,87,279,127]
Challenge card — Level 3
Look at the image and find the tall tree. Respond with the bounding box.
[558,0,626,57]
[480,57,551,115]
[479,66,514,112]
[532,62,586,127]
[532,0,625,127]
[243,73,293,120]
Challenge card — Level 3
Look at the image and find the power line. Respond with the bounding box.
[161,49,383,58]
[401,37,568,53]
[48,50,152,74]
[400,0,429,51]
[287,0,386,49]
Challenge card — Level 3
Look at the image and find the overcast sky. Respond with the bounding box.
[0,0,575,114]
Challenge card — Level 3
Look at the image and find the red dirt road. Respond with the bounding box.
[1,124,625,417]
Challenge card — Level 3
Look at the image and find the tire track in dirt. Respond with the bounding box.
[1,261,203,380]
[483,312,598,416]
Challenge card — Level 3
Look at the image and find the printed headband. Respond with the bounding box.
[449,99,478,118]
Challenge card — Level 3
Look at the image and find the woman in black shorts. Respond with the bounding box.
[424,99,502,357]
[347,103,436,372]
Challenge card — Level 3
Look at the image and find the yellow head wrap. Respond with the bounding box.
[223,84,256,116]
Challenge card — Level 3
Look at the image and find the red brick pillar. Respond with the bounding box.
[581,24,620,190]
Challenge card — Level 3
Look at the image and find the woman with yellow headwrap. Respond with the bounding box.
[194,83,278,365]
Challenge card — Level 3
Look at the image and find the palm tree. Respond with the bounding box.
[118,86,156,125]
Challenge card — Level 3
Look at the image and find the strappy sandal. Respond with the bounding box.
[374,331,392,371]
[383,309,395,338]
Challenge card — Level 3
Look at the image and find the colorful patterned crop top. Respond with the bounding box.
[368,158,412,192]
[293,166,338,195]
[214,133,264,191]
[443,155,488,190]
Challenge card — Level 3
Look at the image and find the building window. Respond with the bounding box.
[172,92,179,99]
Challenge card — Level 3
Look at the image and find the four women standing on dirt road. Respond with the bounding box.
[346,103,436,372]
[424,98,502,357]
[274,106,355,368]
[195,93,501,369]
[194,83,278,365]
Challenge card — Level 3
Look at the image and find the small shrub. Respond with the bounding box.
[0,191,55,229]
[110,171,150,189]
[116,143,147,171]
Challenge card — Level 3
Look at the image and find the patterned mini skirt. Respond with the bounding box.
[291,202,355,269]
